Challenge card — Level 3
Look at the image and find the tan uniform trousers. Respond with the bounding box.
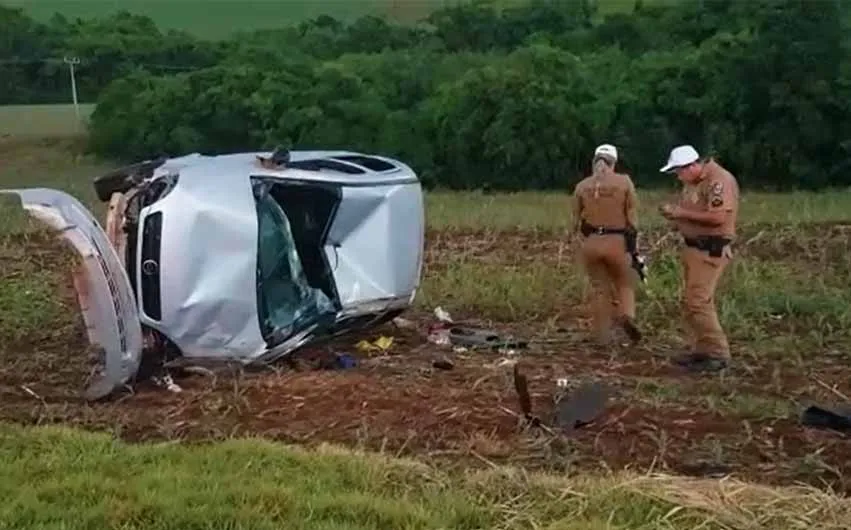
[580,234,635,342]
[681,246,731,358]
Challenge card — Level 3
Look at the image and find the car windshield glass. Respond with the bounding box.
[253,181,335,342]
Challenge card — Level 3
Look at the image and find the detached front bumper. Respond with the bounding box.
[0,188,143,401]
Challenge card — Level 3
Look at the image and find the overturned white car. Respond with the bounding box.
[2,148,425,400]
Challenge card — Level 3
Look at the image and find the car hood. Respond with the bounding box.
[0,188,143,401]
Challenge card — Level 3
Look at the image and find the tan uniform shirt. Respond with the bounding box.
[573,172,638,230]
[676,159,739,238]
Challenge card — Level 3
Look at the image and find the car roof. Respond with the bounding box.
[154,150,419,187]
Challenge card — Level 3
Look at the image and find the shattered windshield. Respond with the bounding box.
[252,180,335,343]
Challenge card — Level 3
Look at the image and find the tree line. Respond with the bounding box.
[2,0,850,190]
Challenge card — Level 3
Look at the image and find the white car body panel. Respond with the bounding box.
[0,188,143,400]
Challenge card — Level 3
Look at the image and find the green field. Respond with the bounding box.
[4,0,671,38]
[2,132,851,527]
[0,104,95,137]
[4,0,491,38]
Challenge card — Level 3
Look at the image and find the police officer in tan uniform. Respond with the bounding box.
[573,144,642,345]
[658,145,739,372]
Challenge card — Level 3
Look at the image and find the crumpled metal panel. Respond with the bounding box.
[325,183,425,308]
[136,161,267,360]
[0,188,143,401]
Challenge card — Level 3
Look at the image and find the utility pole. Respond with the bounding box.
[64,56,81,130]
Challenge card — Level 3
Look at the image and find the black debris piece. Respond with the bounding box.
[433,358,454,370]
[513,364,542,428]
[801,404,851,433]
[449,326,528,350]
[556,381,610,433]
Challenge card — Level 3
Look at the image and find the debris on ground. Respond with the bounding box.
[433,306,453,323]
[555,381,610,433]
[511,364,610,435]
[801,404,851,433]
[333,353,358,370]
[427,324,452,346]
[448,326,528,351]
[511,364,555,434]
[392,316,416,330]
[433,358,454,370]
[356,336,394,354]
[151,373,182,393]
[512,363,541,428]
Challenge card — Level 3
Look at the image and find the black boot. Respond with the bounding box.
[618,316,642,344]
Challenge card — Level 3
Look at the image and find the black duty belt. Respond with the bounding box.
[581,221,626,237]
[683,236,732,258]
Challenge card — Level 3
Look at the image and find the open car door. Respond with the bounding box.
[0,188,143,401]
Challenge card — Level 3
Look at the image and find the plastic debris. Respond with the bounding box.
[392,316,416,329]
[801,404,851,432]
[434,306,453,323]
[556,381,610,433]
[152,373,182,393]
[448,326,528,351]
[433,358,454,370]
[427,326,451,346]
[356,336,394,354]
[334,353,358,370]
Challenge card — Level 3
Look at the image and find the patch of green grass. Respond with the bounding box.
[418,254,851,346]
[425,190,851,232]
[0,137,107,212]
[0,271,66,342]
[0,104,95,138]
[632,378,799,421]
[0,422,849,530]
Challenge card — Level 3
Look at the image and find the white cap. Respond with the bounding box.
[594,143,618,162]
[660,145,700,172]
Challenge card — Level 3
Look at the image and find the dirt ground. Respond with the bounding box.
[1,229,850,495]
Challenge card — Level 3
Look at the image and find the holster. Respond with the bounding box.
[684,236,732,258]
[582,221,645,281]
[623,227,638,256]
[624,227,646,282]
